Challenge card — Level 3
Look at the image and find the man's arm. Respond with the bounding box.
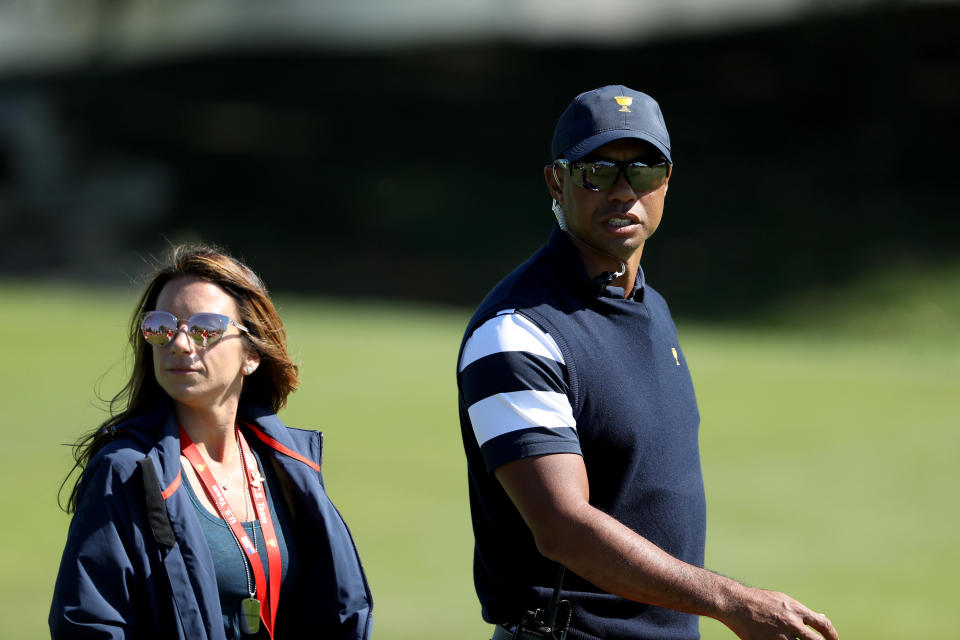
[495,453,838,640]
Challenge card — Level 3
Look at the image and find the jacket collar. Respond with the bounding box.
[116,399,314,491]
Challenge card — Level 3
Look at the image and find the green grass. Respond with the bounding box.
[3,274,957,639]
[761,258,960,344]
[688,329,959,639]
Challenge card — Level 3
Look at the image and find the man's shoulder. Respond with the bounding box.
[466,248,555,330]
[639,281,677,320]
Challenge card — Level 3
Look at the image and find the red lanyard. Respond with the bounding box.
[179,424,283,638]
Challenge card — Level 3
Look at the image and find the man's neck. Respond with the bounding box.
[566,233,643,298]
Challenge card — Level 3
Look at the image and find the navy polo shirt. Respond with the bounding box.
[457,226,706,640]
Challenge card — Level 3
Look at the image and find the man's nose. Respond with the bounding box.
[607,171,637,201]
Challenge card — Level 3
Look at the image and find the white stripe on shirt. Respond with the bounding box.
[459,311,564,372]
[467,389,576,447]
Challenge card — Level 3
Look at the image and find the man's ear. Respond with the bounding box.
[543,164,563,202]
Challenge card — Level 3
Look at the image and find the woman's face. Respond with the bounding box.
[151,276,259,414]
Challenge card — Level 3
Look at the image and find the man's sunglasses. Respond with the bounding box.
[555,158,671,193]
[141,311,250,347]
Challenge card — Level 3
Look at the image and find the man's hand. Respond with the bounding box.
[496,453,838,640]
[720,585,838,640]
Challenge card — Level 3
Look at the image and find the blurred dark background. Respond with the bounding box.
[1,1,957,318]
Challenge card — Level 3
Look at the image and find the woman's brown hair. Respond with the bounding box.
[61,244,299,512]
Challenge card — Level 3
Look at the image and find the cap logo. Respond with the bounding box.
[614,96,633,112]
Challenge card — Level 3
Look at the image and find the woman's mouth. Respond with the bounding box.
[166,365,200,374]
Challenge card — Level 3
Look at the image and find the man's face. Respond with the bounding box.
[547,138,670,264]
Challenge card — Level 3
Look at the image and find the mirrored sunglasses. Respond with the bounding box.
[141,310,250,347]
[556,158,671,193]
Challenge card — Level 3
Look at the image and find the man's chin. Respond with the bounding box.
[604,237,645,261]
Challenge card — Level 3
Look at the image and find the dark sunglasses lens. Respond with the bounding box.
[625,165,668,192]
[574,162,619,191]
[142,312,177,345]
[187,313,227,347]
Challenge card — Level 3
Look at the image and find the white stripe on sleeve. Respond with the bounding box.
[459,311,564,372]
[467,389,576,447]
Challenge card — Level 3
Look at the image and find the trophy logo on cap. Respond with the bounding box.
[614,96,633,112]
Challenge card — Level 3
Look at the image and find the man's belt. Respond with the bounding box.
[491,567,572,640]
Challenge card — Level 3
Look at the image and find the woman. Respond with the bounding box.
[51,245,373,639]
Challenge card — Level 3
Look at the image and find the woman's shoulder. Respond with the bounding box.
[240,405,324,471]
[240,404,320,442]
[86,410,173,480]
[83,435,156,487]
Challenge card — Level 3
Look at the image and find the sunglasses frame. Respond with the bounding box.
[555,158,671,193]
[140,310,250,348]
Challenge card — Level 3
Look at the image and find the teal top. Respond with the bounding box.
[182,444,299,638]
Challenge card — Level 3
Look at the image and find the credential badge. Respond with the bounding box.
[614,96,633,112]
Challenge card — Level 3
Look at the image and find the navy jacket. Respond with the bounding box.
[50,402,373,639]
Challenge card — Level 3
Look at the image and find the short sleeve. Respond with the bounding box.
[459,310,581,472]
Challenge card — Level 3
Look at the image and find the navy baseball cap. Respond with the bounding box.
[551,85,672,164]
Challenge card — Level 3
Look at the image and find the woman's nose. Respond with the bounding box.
[168,325,194,351]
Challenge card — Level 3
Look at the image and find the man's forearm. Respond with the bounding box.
[533,505,836,639]
[497,454,837,640]
[531,500,739,620]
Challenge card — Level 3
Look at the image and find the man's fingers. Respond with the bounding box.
[801,610,839,640]
[795,626,824,640]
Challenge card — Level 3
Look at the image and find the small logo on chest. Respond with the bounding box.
[671,347,680,366]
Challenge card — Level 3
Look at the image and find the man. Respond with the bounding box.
[456,85,838,640]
